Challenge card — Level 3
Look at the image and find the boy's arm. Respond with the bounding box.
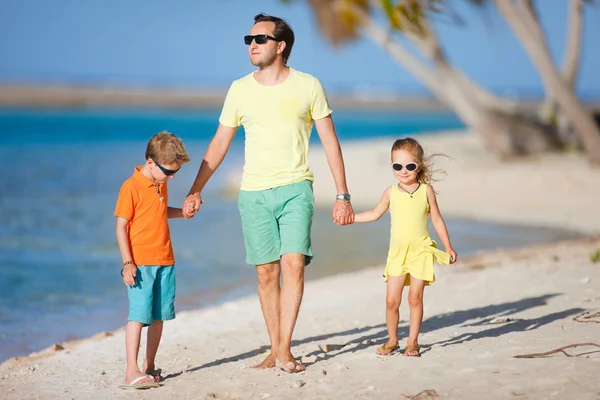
[427,185,457,263]
[314,115,354,226]
[167,207,184,219]
[116,216,137,286]
[354,187,391,223]
[183,124,237,218]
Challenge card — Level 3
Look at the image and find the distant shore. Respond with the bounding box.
[225,130,600,235]
[2,83,599,111]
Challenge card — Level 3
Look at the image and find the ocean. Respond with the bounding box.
[0,108,580,362]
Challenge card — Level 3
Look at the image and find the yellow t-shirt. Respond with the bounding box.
[219,67,333,191]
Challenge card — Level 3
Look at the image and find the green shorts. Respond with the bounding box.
[127,265,176,326]
[238,180,314,266]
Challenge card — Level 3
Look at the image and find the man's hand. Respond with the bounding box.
[333,200,355,226]
[122,264,137,286]
[182,192,203,219]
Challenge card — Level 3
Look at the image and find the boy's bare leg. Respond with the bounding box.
[378,275,407,355]
[252,261,281,368]
[143,320,163,380]
[125,321,155,384]
[406,277,426,356]
[277,253,305,372]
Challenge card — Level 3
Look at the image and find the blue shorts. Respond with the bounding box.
[127,265,176,326]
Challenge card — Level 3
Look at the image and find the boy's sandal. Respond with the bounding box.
[118,375,160,390]
[404,346,421,357]
[376,343,398,356]
[146,368,162,382]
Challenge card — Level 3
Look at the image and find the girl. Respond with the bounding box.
[354,137,457,357]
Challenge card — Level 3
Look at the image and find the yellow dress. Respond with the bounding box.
[384,183,451,286]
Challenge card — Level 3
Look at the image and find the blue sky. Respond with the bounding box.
[0,0,599,99]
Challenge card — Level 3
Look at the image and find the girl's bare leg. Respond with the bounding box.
[377,275,408,355]
[406,277,426,356]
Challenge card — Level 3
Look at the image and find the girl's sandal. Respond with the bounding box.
[376,343,398,356]
[404,346,421,357]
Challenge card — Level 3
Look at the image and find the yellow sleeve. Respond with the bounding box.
[310,77,333,120]
[219,82,241,127]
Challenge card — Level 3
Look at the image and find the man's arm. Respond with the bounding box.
[314,115,354,226]
[183,124,237,217]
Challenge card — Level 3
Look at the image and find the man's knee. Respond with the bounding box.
[281,254,305,281]
[257,263,280,288]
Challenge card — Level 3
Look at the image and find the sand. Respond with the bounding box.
[1,237,599,399]
[2,131,600,399]
[306,131,600,235]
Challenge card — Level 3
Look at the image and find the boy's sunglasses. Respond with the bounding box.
[153,159,180,176]
[244,34,278,45]
[392,162,419,172]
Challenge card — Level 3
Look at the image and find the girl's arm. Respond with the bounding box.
[354,187,391,223]
[427,185,457,263]
[167,207,184,219]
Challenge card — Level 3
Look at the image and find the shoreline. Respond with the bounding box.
[2,129,600,398]
[2,235,599,399]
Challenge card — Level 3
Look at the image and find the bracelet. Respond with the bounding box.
[123,260,134,267]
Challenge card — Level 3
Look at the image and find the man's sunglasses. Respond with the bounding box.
[244,34,278,45]
[392,162,419,172]
[153,159,180,176]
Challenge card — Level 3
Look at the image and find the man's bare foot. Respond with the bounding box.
[276,351,305,373]
[376,340,399,356]
[251,352,276,369]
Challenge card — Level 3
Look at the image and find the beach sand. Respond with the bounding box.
[307,131,600,235]
[2,131,600,399]
[1,237,599,399]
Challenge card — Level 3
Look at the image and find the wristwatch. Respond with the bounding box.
[336,193,351,202]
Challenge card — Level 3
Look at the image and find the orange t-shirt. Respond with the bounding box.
[114,167,174,266]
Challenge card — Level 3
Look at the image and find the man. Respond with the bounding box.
[183,13,354,373]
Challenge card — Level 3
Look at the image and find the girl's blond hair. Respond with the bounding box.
[391,137,447,185]
[145,131,190,166]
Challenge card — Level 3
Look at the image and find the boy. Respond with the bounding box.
[114,131,190,389]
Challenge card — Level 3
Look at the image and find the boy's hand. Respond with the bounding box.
[183,193,203,219]
[183,200,197,219]
[122,264,138,286]
[447,248,458,264]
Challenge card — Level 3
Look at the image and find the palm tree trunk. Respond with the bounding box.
[541,0,583,140]
[495,0,600,164]
[358,6,561,157]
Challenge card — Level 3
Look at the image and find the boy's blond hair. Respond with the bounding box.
[145,131,190,166]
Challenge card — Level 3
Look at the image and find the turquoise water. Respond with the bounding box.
[0,108,579,362]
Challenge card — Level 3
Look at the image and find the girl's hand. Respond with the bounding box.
[447,248,458,264]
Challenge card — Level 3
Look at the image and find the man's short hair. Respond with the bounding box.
[254,13,295,64]
[145,131,190,166]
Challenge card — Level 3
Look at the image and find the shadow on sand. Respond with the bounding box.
[163,293,584,379]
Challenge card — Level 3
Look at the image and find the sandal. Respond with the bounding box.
[376,343,398,356]
[404,346,420,357]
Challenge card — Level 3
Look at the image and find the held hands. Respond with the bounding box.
[333,200,355,226]
[182,192,204,219]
